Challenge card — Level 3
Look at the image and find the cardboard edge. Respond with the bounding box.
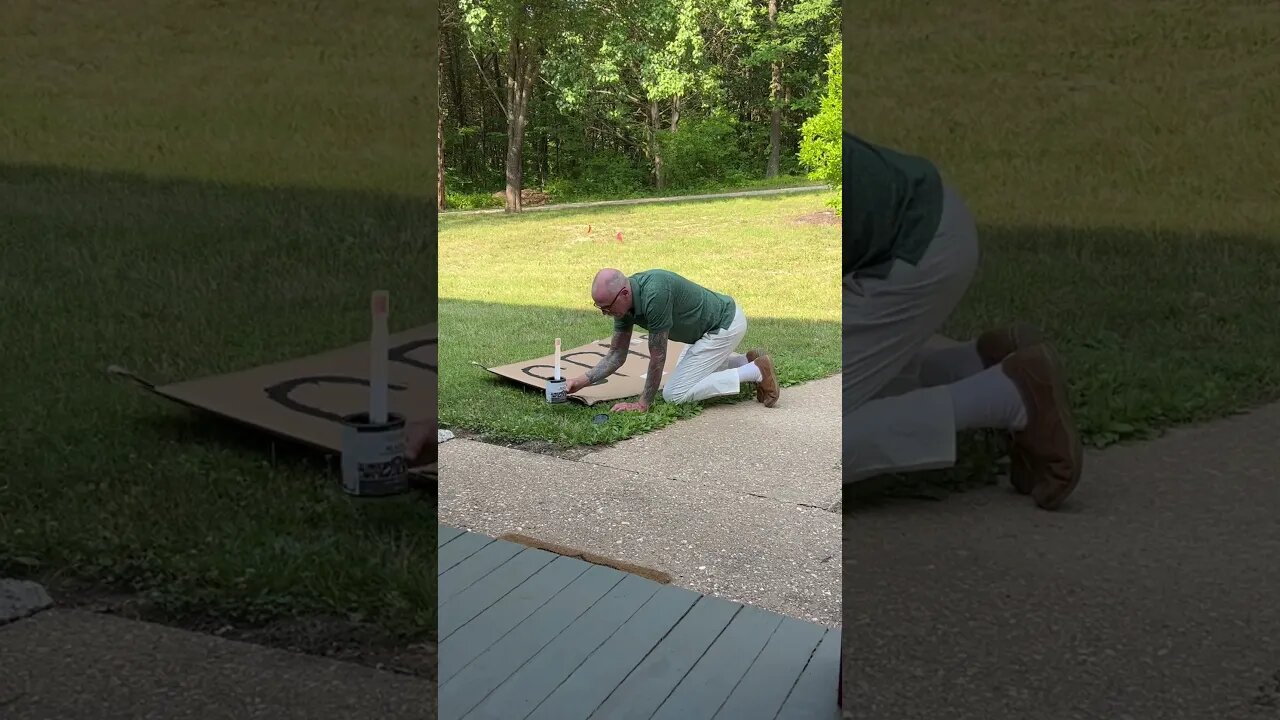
[119,376,439,489]
[107,364,339,455]
[481,365,626,406]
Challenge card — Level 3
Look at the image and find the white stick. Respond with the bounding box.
[554,337,562,381]
[370,290,390,424]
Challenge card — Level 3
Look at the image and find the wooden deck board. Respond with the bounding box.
[441,565,630,718]
[712,616,828,720]
[438,538,524,605]
[437,524,839,720]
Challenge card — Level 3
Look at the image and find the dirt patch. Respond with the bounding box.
[498,533,672,584]
[38,580,437,681]
[448,428,601,461]
[793,210,841,226]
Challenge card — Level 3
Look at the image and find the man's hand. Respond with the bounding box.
[404,418,436,467]
[565,375,590,394]
[610,401,649,413]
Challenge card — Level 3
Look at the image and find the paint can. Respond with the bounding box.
[545,378,568,404]
[339,411,409,497]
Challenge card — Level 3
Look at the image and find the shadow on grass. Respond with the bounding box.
[438,297,839,446]
[1,162,439,636]
[846,221,1280,510]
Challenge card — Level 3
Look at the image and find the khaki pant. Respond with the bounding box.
[843,183,981,483]
[662,303,749,404]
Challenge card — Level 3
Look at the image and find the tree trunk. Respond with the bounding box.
[437,29,447,211]
[539,128,549,188]
[446,23,467,155]
[504,28,539,213]
[648,99,663,191]
[670,93,680,133]
[767,0,781,179]
[438,100,447,210]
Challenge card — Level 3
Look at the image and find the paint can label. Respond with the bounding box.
[341,425,408,496]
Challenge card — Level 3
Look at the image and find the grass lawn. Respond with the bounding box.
[0,1,439,647]
[438,192,841,446]
[442,173,824,211]
[847,0,1280,496]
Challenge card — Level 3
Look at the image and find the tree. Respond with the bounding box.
[459,0,579,212]
[798,42,840,213]
[744,0,837,178]
[589,0,710,191]
[440,0,838,206]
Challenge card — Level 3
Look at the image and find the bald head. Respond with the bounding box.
[591,268,632,316]
[591,268,627,303]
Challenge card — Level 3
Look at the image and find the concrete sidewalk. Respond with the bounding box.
[0,608,437,720]
[843,401,1280,719]
[438,375,841,626]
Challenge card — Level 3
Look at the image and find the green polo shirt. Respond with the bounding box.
[844,132,945,279]
[612,269,736,345]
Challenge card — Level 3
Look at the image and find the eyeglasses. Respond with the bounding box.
[596,287,625,313]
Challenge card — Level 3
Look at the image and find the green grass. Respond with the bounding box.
[847,0,1280,498]
[442,172,823,212]
[0,1,438,637]
[438,192,841,445]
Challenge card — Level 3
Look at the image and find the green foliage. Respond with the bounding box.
[658,112,754,190]
[798,42,841,213]
[441,0,841,204]
[445,191,504,210]
[544,151,651,201]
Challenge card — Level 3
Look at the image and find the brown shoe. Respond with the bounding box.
[976,323,1044,368]
[975,324,1045,495]
[752,354,780,407]
[745,349,765,402]
[1000,343,1083,510]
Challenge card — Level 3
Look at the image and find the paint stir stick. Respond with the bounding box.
[370,290,390,424]
[554,337,562,381]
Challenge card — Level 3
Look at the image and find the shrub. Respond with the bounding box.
[798,43,841,213]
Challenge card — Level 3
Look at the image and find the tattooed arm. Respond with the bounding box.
[636,330,668,408]
[568,329,631,392]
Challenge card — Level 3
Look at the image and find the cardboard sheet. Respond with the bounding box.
[115,323,437,462]
[486,332,689,405]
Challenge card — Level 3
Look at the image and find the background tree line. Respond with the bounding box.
[438,0,841,212]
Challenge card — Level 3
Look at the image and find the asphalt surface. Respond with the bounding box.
[0,609,437,720]
[437,375,842,626]
[843,401,1280,719]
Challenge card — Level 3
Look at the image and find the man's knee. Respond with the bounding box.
[662,383,691,404]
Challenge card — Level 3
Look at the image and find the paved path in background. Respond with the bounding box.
[441,185,830,217]
[438,375,842,626]
[843,401,1280,719]
[0,609,436,720]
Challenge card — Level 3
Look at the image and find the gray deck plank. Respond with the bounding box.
[523,586,707,720]
[439,555,591,684]
[438,538,524,605]
[440,564,626,719]
[774,628,842,720]
[650,604,785,720]
[712,616,828,720]
[459,573,664,720]
[438,548,557,641]
[438,524,465,547]
[583,595,744,720]
[438,525,840,720]
[438,532,495,575]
